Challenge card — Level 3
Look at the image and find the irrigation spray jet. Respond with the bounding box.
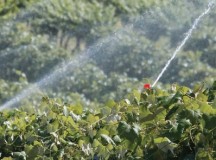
[151,1,215,87]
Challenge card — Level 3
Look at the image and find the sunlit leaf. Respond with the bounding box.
[93,139,100,148]
[87,114,99,123]
[124,99,131,105]
[63,105,68,116]
[197,93,208,102]
[198,102,216,114]
[154,137,177,155]
[69,104,83,115]
[12,151,26,159]
[133,90,141,104]
[195,148,213,160]
[101,134,116,146]
[1,157,13,160]
[70,111,81,122]
[132,123,141,136]
[106,100,116,108]
[113,135,122,143]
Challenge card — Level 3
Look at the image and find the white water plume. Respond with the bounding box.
[0,26,134,110]
[152,1,215,87]
[0,1,215,110]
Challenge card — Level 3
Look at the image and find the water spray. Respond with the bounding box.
[0,26,133,110]
[151,1,215,87]
[0,2,215,110]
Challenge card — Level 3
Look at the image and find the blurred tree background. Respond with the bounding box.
[0,0,215,108]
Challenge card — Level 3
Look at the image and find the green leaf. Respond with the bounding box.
[70,111,81,122]
[121,139,137,150]
[193,83,205,93]
[69,104,83,115]
[47,120,59,133]
[126,111,138,122]
[24,132,38,143]
[25,144,39,159]
[211,81,216,90]
[106,100,116,108]
[12,151,26,159]
[100,107,111,116]
[182,95,191,104]
[154,137,177,154]
[195,148,213,160]
[198,102,216,114]
[63,105,68,116]
[33,141,42,146]
[93,139,100,148]
[96,129,109,138]
[97,144,108,157]
[78,140,85,147]
[113,135,122,143]
[124,99,131,105]
[194,133,205,146]
[135,146,144,157]
[197,93,208,102]
[117,121,131,135]
[140,106,153,122]
[177,86,190,94]
[147,95,156,104]
[66,116,78,130]
[133,90,141,104]
[1,157,13,160]
[107,143,113,151]
[86,114,99,123]
[101,134,116,146]
[165,105,181,120]
[51,143,58,152]
[202,114,216,130]
[132,123,141,136]
[178,118,191,128]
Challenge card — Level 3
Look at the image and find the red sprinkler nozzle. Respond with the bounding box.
[143,83,151,89]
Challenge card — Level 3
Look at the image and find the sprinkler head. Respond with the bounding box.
[143,83,151,89]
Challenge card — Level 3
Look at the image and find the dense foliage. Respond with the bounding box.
[0,81,216,159]
[0,1,215,158]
